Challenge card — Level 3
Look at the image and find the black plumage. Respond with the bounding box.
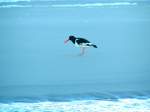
[64,35,97,55]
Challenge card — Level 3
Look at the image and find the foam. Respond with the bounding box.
[51,2,137,8]
[0,0,30,2]
[0,98,150,112]
[0,4,32,8]
[0,2,137,8]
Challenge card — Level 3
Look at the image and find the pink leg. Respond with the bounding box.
[80,47,85,56]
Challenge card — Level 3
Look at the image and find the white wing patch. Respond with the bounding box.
[75,39,92,47]
[81,43,92,47]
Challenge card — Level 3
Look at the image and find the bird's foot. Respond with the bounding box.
[78,52,85,56]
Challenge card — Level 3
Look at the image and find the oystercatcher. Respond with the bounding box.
[64,35,97,55]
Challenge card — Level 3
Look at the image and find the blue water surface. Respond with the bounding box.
[0,0,150,111]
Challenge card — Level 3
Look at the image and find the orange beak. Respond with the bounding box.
[64,39,69,44]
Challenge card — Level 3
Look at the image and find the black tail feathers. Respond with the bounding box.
[92,44,97,48]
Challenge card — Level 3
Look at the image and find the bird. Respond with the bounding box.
[64,35,97,55]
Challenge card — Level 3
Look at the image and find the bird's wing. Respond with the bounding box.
[76,38,90,45]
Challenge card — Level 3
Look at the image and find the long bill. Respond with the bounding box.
[64,39,69,44]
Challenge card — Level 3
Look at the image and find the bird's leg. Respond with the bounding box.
[79,47,85,56]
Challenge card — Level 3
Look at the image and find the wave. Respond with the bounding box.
[0,98,150,112]
[0,0,150,3]
[0,90,150,103]
[0,0,31,2]
[0,90,150,111]
[0,2,137,8]
[0,4,32,8]
[52,2,137,7]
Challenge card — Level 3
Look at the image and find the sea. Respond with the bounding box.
[0,0,150,112]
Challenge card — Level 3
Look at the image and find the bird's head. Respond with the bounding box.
[64,35,76,44]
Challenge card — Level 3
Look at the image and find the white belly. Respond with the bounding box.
[75,42,92,48]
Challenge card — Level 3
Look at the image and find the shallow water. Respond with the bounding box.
[0,0,150,111]
[0,99,150,112]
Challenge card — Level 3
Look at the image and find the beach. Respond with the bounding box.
[0,0,150,111]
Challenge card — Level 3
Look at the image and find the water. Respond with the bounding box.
[0,0,150,111]
[0,99,150,112]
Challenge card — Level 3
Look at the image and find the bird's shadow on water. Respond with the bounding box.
[63,53,87,58]
[63,49,99,58]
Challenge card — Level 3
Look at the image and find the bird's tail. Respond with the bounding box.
[92,44,97,48]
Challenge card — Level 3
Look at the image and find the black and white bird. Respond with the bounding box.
[64,35,97,55]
